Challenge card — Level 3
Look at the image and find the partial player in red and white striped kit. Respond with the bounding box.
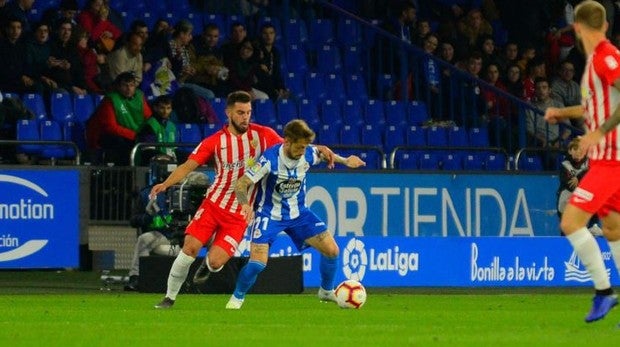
[151,91,335,309]
[545,1,620,324]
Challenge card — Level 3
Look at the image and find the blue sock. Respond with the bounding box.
[320,255,338,291]
[233,260,266,299]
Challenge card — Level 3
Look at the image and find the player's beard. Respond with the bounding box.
[230,118,249,134]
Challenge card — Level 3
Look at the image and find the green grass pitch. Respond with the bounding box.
[1,271,620,346]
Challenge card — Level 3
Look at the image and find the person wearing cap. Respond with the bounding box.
[85,71,152,165]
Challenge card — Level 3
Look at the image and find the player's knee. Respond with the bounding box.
[324,243,339,258]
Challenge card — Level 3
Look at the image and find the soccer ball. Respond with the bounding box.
[335,280,367,309]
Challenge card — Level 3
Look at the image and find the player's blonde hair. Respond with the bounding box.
[283,119,316,143]
[574,0,606,31]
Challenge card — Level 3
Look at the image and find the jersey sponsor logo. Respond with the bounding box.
[247,158,261,174]
[572,187,593,202]
[250,138,259,149]
[604,55,619,70]
[275,178,302,198]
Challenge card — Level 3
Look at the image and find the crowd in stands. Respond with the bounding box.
[0,0,619,169]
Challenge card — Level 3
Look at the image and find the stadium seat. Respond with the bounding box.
[342,45,363,74]
[62,120,86,156]
[284,18,308,45]
[16,119,41,155]
[324,73,346,101]
[442,153,463,170]
[358,150,382,170]
[394,151,418,169]
[284,72,305,99]
[73,94,95,124]
[308,18,334,48]
[341,99,363,126]
[337,18,362,46]
[22,93,47,120]
[286,44,309,74]
[408,101,429,125]
[253,99,277,127]
[361,124,383,147]
[186,12,205,35]
[305,72,327,101]
[297,98,320,127]
[49,92,74,124]
[405,125,426,147]
[419,152,440,170]
[340,123,361,145]
[518,154,543,171]
[345,73,368,100]
[177,123,202,154]
[384,100,408,126]
[320,99,343,126]
[463,153,484,170]
[363,99,385,126]
[316,44,342,73]
[210,97,226,123]
[135,11,158,31]
[469,127,490,147]
[2,92,20,100]
[376,74,394,100]
[39,120,67,159]
[203,123,219,138]
[276,99,298,125]
[427,126,448,147]
[447,126,469,147]
[383,125,406,154]
[485,153,507,171]
[318,123,340,145]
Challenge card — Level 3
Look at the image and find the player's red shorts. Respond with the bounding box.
[185,199,248,256]
[569,160,620,217]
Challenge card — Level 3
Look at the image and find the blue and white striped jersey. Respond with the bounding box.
[244,143,321,221]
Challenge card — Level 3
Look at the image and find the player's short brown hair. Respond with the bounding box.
[226,91,252,108]
[283,119,316,143]
[575,0,606,31]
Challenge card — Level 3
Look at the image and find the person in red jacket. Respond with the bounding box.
[86,71,152,165]
[77,0,121,52]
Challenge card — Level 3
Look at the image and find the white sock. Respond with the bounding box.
[606,239,620,281]
[166,251,195,300]
[566,227,610,290]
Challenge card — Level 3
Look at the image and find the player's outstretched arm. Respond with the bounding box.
[544,105,584,124]
[149,159,200,199]
[335,154,366,168]
[315,145,336,169]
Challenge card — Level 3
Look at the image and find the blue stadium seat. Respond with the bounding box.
[308,18,334,48]
[16,119,41,155]
[284,18,308,45]
[23,93,47,120]
[253,99,277,127]
[210,97,226,123]
[316,44,342,73]
[284,72,305,99]
[286,44,309,74]
[276,99,298,125]
[463,153,484,170]
[427,126,448,147]
[342,45,363,74]
[337,18,362,46]
[364,99,385,125]
[134,11,158,31]
[384,100,408,126]
[320,99,342,126]
[305,72,326,101]
[406,126,426,147]
[2,92,20,100]
[469,127,490,147]
[39,120,67,159]
[361,124,383,147]
[50,92,75,124]
[203,123,219,138]
[341,99,363,126]
[419,152,440,170]
[518,154,543,171]
[186,12,205,35]
[340,123,361,145]
[394,151,418,169]
[324,73,346,101]
[73,94,95,124]
[345,73,368,100]
[298,98,320,127]
[120,10,134,31]
[383,125,406,154]
[63,120,85,156]
[485,153,507,171]
[318,123,341,145]
[376,74,394,100]
[447,126,469,147]
[442,153,463,170]
[408,101,429,125]
[358,150,382,170]
[177,123,202,154]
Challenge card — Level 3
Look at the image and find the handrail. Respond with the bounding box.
[389,145,508,170]
[514,147,565,171]
[129,142,196,167]
[0,139,81,165]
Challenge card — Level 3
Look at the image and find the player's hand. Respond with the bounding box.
[240,203,254,224]
[345,155,366,168]
[316,145,336,169]
[149,183,167,200]
[568,177,578,190]
[579,130,604,154]
[544,107,562,124]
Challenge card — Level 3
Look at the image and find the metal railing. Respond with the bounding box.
[0,139,81,165]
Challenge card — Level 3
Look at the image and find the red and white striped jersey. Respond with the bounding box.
[188,123,282,214]
[582,40,620,161]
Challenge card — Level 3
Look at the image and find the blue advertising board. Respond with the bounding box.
[305,172,559,237]
[0,170,79,268]
[247,235,617,288]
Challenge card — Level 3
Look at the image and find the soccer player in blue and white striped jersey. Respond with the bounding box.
[227,119,365,309]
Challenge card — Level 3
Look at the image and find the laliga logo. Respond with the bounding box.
[0,174,49,261]
[342,238,368,281]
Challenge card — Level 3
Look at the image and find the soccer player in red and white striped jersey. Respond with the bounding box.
[151,91,334,308]
[545,1,620,323]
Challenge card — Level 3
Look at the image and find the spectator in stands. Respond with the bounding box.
[222,22,248,66]
[418,33,441,116]
[226,38,270,100]
[497,41,518,78]
[456,8,493,58]
[526,77,570,148]
[26,22,55,93]
[191,24,230,97]
[382,2,416,44]
[0,16,38,94]
[523,57,546,102]
[77,0,122,53]
[167,19,215,100]
[105,33,144,87]
[47,20,88,95]
[412,18,431,47]
[1,0,34,33]
[503,63,524,98]
[43,0,79,31]
[516,43,536,74]
[457,51,487,126]
[85,71,152,165]
[254,23,288,100]
[193,23,222,58]
[136,95,177,164]
[551,60,580,107]
[478,35,501,72]
[482,62,510,118]
[74,27,105,94]
[102,0,124,34]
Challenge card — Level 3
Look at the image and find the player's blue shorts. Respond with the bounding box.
[250,209,327,251]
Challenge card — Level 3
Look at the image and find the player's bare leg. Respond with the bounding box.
[193,244,231,284]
